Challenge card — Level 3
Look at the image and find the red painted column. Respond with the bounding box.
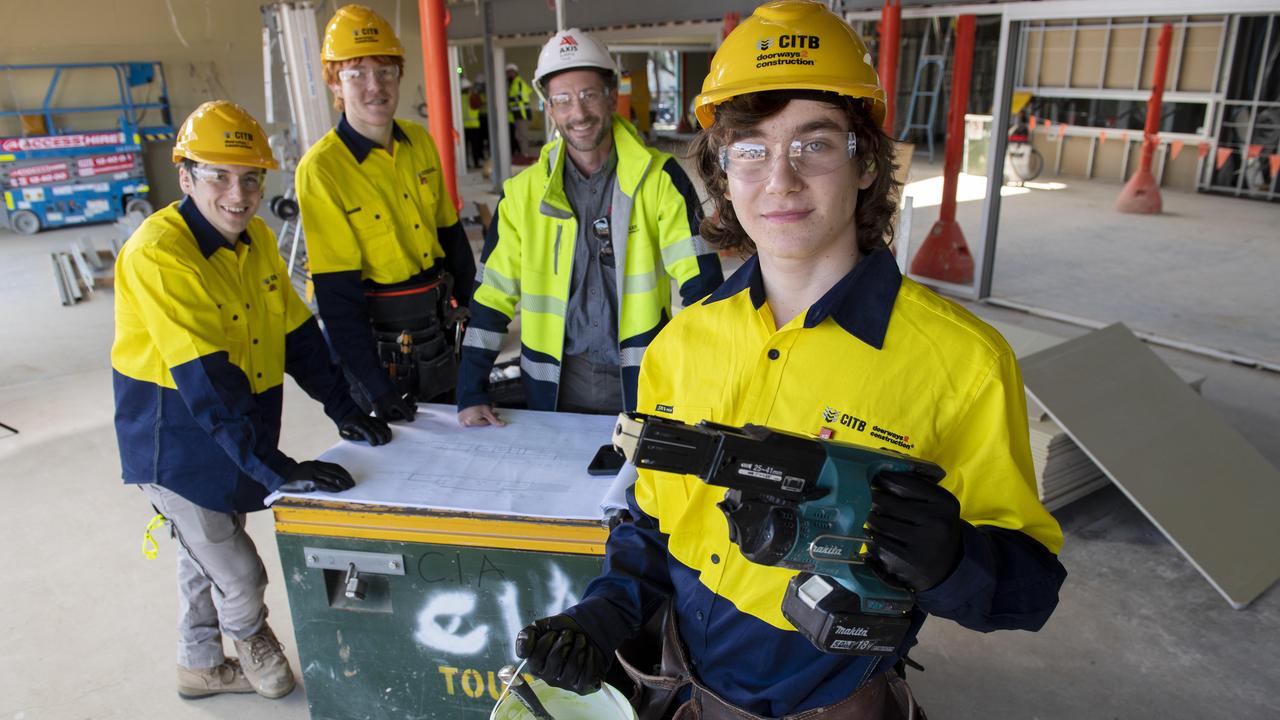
[420,0,460,211]
[911,14,976,284]
[1116,23,1173,214]
[878,0,901,132]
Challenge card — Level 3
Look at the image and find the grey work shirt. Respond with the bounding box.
[562,148,620,366]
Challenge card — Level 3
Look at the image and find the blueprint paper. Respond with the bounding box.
[267,404,619,520]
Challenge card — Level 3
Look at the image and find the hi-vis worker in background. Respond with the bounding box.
[506,61,534,157]
[513,3,1067,718]
[461,78,485,170]
[112,101,391,701]
[457,28,723,426]
[297,4,476,423]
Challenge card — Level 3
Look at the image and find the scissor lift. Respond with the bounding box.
[0,62,174,234]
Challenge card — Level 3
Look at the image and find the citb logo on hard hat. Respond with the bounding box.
[758,38,773,50]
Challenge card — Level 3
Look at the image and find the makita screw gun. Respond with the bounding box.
[612,412,946,656]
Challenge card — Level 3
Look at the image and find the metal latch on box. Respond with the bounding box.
[304,547,407,575]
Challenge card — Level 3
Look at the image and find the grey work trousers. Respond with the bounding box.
[143,484,269,669]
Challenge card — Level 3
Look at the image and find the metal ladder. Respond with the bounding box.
[899,22,951,161]
[261,1,332,305]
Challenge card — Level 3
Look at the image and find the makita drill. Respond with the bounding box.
[612,412,946,656]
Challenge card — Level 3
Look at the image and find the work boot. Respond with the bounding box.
[176,658,254,699]
[233,624,296,699]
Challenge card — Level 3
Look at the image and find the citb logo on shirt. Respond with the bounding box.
[821,406,867,432]
[262,273,280,292]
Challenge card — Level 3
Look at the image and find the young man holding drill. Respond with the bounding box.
[514,3,1067,718]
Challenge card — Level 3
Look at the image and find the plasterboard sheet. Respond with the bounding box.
[1020,323,1280,609]
[987,319,1205,419]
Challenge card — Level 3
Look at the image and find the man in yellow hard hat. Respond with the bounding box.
[112,100,392,701]
[513,3,1066,717]
[298,4,476,422]
[456,28,723,426]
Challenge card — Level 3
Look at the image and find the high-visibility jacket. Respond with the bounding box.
[458,115,723,412]
[507,74,532,122]
[297,116,475,401]
[566,249,1067,715]
[112,199,358,513]
[462,90,481,130]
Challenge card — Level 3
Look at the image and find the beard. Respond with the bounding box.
[561,115,610,152]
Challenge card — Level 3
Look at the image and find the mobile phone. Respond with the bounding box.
[587,444,625,476]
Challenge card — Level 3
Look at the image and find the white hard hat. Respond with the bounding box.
[461,78,472,90]
[505,62,519,73]
[533,28,617,95]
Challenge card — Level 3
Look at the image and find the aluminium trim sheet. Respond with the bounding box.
[267,405,619,521]
[1020,323,1280,609]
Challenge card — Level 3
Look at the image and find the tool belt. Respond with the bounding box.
[614,606,925,720]
[365,271,465,402]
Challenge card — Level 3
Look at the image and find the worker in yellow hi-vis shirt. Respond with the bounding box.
[297,4,476,422]
[112,101,391,702]
[513,3,1067,718]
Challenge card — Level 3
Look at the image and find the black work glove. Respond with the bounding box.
[338,411,392,446]
[865,470,964,592]
[280,460,355,494]
[515,614,608,696]
[373,391,417,422]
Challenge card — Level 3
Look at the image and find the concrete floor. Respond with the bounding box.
[2,162,1279,719]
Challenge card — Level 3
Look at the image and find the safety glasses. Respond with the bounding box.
[338,65,401,85]
[719,131,857,182]
[546,87,611,111]
[190,166,265,193]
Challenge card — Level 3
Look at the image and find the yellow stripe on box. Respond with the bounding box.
[273,504,608,555]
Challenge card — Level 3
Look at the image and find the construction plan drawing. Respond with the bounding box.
[267,405,619,520]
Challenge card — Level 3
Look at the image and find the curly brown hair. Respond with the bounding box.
[690,90,900,256]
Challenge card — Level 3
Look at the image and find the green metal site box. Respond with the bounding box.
[274,499,607,719]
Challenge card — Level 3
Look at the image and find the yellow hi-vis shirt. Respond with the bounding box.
[297,118,459,285]
[112,199,357,512]
[568,248,1066,716]
[296,116,473,401]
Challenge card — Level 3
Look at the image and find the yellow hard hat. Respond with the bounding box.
[322,4,404,61]
[693,0,885,129]
[171,101,278,170]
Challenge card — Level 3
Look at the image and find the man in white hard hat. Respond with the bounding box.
[457,28,723,425]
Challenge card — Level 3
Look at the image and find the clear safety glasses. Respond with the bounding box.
[546,87,611,111]
[338,65,401,85]
[190,166,265,194]
[719,131,857,182]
